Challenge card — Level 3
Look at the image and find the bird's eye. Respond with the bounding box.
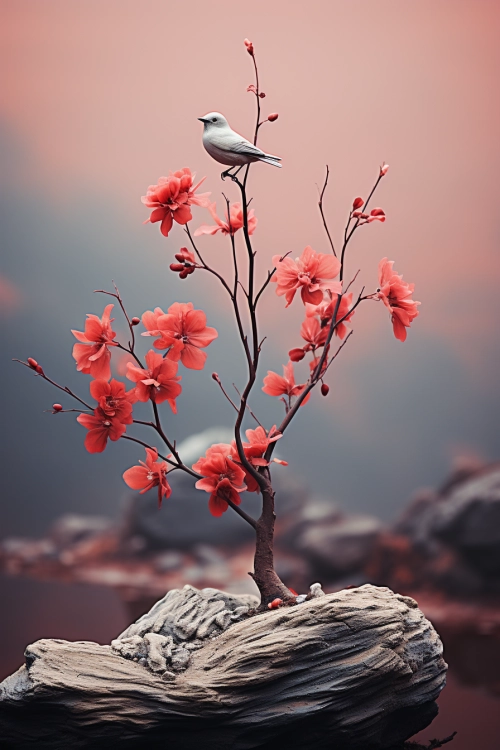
[212,118,217,123]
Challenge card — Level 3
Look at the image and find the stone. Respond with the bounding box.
[0,584,447,749]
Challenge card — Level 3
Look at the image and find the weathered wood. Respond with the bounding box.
[0,584,447,749]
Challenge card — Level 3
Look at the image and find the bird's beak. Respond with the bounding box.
[198,117,208,123]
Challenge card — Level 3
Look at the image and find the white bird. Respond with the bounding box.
[198,112,281,178]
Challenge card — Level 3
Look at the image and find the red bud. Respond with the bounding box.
[185,266,195,275]
[27,358,38,369]
[321,383,330,397]
[370,208,385,216]
[289,347,305,362]
[352,211,363,218]
[212,372,221,383]
[259,92,266,98]
[131,317,140,326]
[352,197,364,210]
[179,269,189,279]
[52,403,63,412]
[244,38,254,55]
[170,263,185,272]
[268,598,283,610]
[174,253,185,262]
[35,364,44,375]
[380,163,389,176]
[267,113,279,122]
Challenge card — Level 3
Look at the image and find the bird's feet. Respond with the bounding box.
[220,168,233,181]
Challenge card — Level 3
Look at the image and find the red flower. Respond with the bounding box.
[89,378,136,424]
[193,444,247,517]
[126,350,182,410]
[300,316,328,350]
[71,304,118,381]
[142,168,210,238]
[230,426,284,493]
[377,258,420,342]
[194,202,257,237]
[262,362,310,405]
[141,302,218,370]
[271,246,341,307]
[123,447,172,508]
[306,292,355,341]
[77,408,126,453]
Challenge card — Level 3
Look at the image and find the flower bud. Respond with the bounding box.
[170,263,185,272]
[131,317,140,326]
[179,269,189,279]
[289,347,305,362]
[259,92,266,98]
[35,364,44,375]
[352,211,363,218]
[321,383,330,397]
[268,598,283,610]
[370,208,385,216]
[352,197,364,210]
[244,38,254,55]
[52,403,63,412]
[211,372,221,383]
[27,357,38,369]
[185,266,195,275]
[267,113,279,122]
[380,163,389,176]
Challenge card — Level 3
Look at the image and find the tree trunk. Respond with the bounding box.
[251,486,298,607]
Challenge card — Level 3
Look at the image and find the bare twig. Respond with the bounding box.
[318,165,337,256]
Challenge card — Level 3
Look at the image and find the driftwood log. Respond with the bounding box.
[0,584,447,749]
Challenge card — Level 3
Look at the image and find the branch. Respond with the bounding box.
[340,171,384,282]
[318,165,336,256]
[13,360,93,410]
[94,282,137,355]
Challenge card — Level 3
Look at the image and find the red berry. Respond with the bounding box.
[179,269,189,279]
[27,357,38,369]
[321,383,330,396]
[267,113,279,122]
[131,317,140,326]
[268,598,283,610]
[52,403,63,412]
[170,263,185,272]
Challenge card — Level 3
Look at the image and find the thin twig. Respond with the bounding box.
[233,384,263,426]
[318,165,336,256]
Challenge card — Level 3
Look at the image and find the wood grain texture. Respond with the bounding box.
[0,584,447,749]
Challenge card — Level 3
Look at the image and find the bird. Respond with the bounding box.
[198,112,281,179]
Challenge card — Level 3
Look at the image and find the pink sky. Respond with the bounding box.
[2,1,499,362]
[1,1,500,528]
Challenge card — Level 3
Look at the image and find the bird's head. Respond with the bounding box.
[198,112,228,130]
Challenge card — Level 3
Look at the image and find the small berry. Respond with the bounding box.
[267,113,279,122]
[52,403,63,412]
[289,347,305,362]
[268,598,283,610]
[321,383,330,397]
[131,317,140,326]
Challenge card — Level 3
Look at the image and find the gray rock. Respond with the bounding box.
[298,513,383,577]
[0,584,447,749]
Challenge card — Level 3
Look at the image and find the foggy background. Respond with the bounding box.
[1,0,499,539]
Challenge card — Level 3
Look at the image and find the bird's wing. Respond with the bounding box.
[214,130,265,158]
[224,136,268,159]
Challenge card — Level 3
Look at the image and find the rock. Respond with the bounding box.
[0,584,447,749]
[297,513,383,579]
[49,514,113,549]
[393,467,500,587]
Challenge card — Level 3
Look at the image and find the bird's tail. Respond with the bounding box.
[259,153,282,168]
